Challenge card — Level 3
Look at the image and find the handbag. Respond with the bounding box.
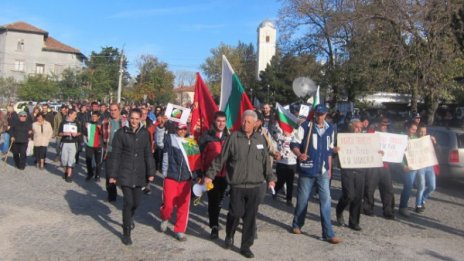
[26,139,34,156]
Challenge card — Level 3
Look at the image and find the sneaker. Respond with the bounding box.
[327,236,342,244]
[415,206,425,213]
[65,176,72,183]
[210,226,219,240]
[292,227,302,234]
[363,209,374,216]
[399,208,410,217]
[160,220,168,233]
[384,213,395,220]
[286,200,293,207]
[175,232,187,241]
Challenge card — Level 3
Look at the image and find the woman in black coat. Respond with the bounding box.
[108,108,155,245]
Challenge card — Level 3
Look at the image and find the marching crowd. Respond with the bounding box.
[0,101,439,259]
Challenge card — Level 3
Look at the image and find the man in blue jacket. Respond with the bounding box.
[290,104,341,244]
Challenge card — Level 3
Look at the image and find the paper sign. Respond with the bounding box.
[165,103,191,124]
[377,132,408,163]
[405,135,438,170]
[299,105,310,117]
[337,133,383,169]
[63,123,77,133]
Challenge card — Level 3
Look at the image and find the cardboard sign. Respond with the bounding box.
[405,135,438,170]
[376,132,408,163]
[299,104,310,118]
[165,103,191,124]
[337,133,383,169]
[63,123,77,133]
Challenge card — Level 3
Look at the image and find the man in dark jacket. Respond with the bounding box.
[199,111,229,240]
[108,108,155,245]
[205,110,276,259]
[9,111,32,170]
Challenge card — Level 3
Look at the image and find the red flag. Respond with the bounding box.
[190,73,219,140]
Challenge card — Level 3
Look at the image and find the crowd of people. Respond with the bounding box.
[0,100,442,259]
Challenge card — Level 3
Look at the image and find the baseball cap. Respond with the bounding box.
[177,123,188,129]
[18,111,27,116]
[315,104,328,114]
[414,112,421,118]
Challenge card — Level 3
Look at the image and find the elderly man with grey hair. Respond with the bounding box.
[335,118,367,231]
[205,109,276,259]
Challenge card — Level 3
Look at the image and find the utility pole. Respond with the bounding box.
[117,50,124,104]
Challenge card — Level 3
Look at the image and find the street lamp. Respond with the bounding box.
[267,84,270,104]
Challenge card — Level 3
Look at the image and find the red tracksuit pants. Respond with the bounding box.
[160,178,191,233]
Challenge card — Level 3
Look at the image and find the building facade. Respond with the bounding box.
[256,19,276,80]
[0,21,85,81]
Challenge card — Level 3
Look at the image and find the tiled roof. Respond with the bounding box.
[174,86,194,92]
[0,21,48,35]
[44,36,81,54]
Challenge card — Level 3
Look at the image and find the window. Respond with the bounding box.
[36,64,45,74]
[266,35,270,43]
[54,64,64,75]
[17,39,24,51]
[14,60,24,71]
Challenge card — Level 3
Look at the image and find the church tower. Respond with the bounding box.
[256,19,276,80]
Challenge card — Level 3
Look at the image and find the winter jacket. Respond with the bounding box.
[290,120,334,177]
[53,112,64,137]
[199,129,228,177]
[154,125,166,149]
[9,120,32,143]
[32,121,53,147]
[162,134,193,182]
[206,130,276,188]
[107,125,155,187]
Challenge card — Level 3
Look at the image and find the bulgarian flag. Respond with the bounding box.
[276,102,298,133]
[219,55,254,131]
[86,123,100,148]
[177,136,201,172]
[307,85,320,121]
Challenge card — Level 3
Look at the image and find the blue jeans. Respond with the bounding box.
[399,170,423,208]
[292,172,335,239]
[416,167,436,206]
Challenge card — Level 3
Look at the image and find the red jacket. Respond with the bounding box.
[199,129,228,177]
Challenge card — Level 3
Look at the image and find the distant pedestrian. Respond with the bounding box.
[415,123,437,213]
[32,113,53,169]
[84,112,103,181]
[108,108,155,245]
[58,109,81,182]
[9,111,32,170]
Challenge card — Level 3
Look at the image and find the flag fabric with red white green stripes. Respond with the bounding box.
[219,55,254,131]
[176,136,201,172]
[276,102,299,133]
[86,123,100,148]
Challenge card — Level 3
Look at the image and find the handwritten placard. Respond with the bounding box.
[165,103,191,124]
[405,135,438,170]
[337,133,383,169]
[377,132,408,163]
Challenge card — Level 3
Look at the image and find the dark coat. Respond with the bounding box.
[107,125,155,187]
[9,120,32,143]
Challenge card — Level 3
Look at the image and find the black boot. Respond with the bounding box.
[122,226,132,245]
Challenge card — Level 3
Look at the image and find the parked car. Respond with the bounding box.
[13,101,36,113]
[427,126,464,179]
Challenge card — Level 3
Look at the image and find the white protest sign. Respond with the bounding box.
[376,132,408,163]
[337,133,383,169]
[63,123,77,133]
[165,103,191,124]
[299,104,310,118]
[405,135,438,170]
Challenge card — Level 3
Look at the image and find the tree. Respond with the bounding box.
[85,46,129,101]
[452,4,464,52]
[131,54,175,105]
[58,68,88,101]
[18,75,59,101]
[257,50,323,105]
[201,41,257,99]
[0,77,20,103]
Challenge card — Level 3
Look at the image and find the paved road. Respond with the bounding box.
[0,143,463,260]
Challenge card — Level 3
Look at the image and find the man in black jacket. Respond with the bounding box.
[108,108,155,245]
[205,110,276,259]
[9,111,32,170]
